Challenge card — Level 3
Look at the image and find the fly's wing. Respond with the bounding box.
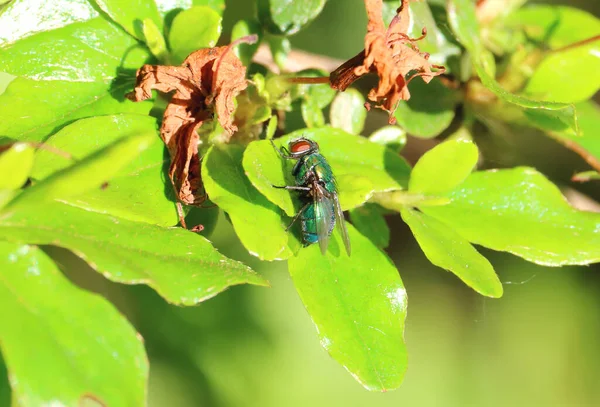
[333,194,351,256]
[314,187,335,255]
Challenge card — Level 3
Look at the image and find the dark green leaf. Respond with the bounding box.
[394,79,458,139]
[0,142,33,190]
[421,168,600,266]
[289,225,407,391]
[401,208,502,298]
[232,19,263,66]
[349,204,390,249]
[0,241,148,406]
[0,202,267,304]
[31,114,178,226]
[368,125,407,152]
[257,0,326,36]
[409,139,478,196]
[203,144,298,260]
[91,0,162,41]
[329,88,367,135]
[243,128,412,216]
[168,6,222,64]
[4,132,156,214]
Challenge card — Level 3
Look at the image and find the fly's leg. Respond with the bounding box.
[285,201,311,231]
[270,139,293,159]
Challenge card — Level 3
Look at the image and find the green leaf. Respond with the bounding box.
[409,139,478,196]
[0,202,267,304]
[421,167,600,266]
[243,128,412,217]
[368,125,407,152]
[0,142,34,190]
[4,132,156,214]
[266,35,291,71]
[257,0,326,36]
[300,97,325,128]
[329,88,367,135]
[142,18,169,62]
[515,7,600,103]
[0,241,148,406]
[168,6,222,64]
[572,171,600,182]
[394,79,458,139]
[507,5,600,49]
[232,19,263,66]
[154,0,225,17]
[91,0,162,41]
[288,225,407,391]
[31,114,178,226]
[0,17,148,82]
[448,0,580,135]
[203,144,297,260]
[0,0,98,46]
[401,208,502,298]
[0,17,152,142]
[349,204,390,249]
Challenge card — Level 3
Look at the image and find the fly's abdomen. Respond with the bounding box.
[301,201,335,246]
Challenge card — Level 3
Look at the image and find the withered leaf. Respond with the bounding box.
[330,0,445,123]
[127,35,257,206]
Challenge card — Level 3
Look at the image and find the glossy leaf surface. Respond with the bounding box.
[289,225,407,391]
[0,203,267,305]
[421,168,600,266]
[0,241,148,406]
[401,208,503,298]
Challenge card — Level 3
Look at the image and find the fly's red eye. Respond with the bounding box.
[290,140,311,154]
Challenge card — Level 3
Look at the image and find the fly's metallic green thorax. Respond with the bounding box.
[271,137,351,256]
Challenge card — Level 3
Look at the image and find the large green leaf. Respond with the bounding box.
[0,142,34,190]
[0,78,152,142]
[0,17,153,142]
[91,0,162,41]
[394,79,458,139]
[329,88,367,135]
[288,225,407,391]
[409,139,478,196]
[421,168,600,266]
[0,17,148,82]
[202,144,297,260]
[31,114,178,226]
[168,6,222,64]
[3,132,157,214]
[257,0,326,36]
[368,125,407,152]
[0,202,267,304]
[0,241,147,406]
[0,0,98,45]
[243,128,412,217]
[401,208,502,298]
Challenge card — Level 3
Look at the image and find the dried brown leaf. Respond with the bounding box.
[330,0,445,123]
[127,35,257,206]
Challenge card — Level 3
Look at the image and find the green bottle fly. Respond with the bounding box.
[271,137,351,256]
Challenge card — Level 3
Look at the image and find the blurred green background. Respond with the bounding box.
[2,0,600,406]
